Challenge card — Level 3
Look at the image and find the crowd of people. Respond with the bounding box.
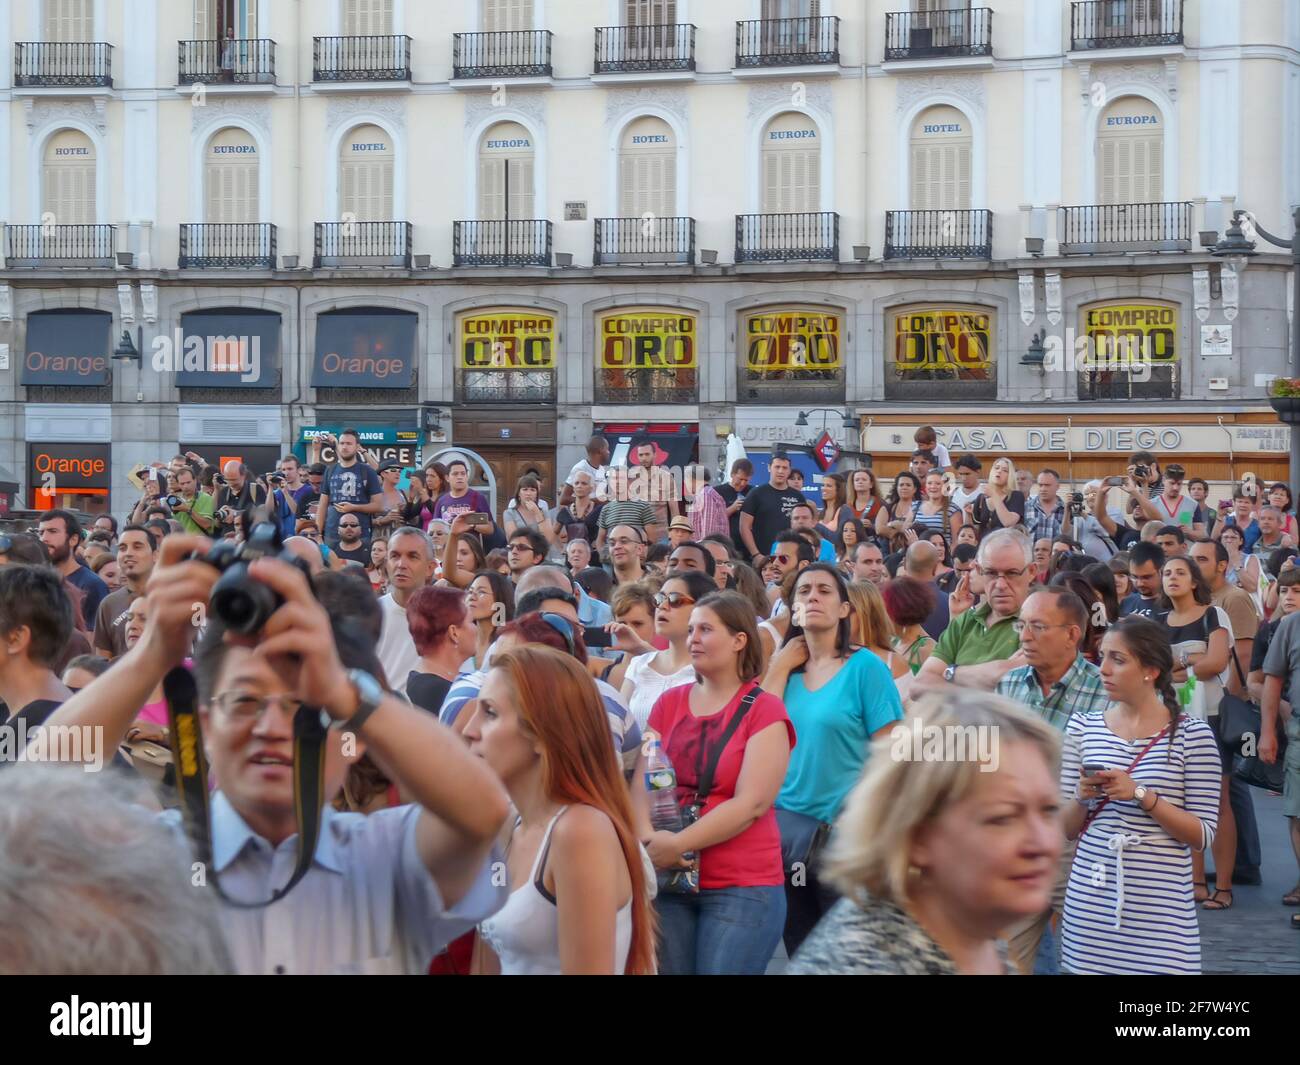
[0,424,1296,976]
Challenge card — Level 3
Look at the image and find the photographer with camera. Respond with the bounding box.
[168,464,216,536]
[213,461,268,538]
[36,530,511,973]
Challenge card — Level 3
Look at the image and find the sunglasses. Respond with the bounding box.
[654,592,697,609]
[539,612,577,656]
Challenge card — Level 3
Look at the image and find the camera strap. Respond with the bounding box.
[164,665,329,908]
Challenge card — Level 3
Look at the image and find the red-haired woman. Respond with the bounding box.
[466,645,656,974]
[405,586,472,716]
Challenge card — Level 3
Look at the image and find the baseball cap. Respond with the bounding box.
[669,517,693,533]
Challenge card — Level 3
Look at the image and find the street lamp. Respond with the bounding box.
[1214,206,1300,478]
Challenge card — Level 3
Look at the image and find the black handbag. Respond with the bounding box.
[657,688,760,896]
[775,808,832,876]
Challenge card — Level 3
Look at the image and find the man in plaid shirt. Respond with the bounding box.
[685,465,730,542]
[995,585,1108,973]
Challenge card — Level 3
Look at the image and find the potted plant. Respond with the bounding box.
[1268,377,1300,423]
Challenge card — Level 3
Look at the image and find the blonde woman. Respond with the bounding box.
[788,690,1063,975]
[846,580,908,679]
[972,457,1025,534]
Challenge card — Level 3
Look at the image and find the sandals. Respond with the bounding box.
[1203,889,1234,911]
[1283,885,1300,907]
[1193,879,1210,903]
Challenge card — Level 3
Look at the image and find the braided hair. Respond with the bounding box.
[1109,617,1181,742]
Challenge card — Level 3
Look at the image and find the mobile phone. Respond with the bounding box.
[465,512,492,527]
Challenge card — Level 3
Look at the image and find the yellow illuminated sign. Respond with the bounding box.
[598,308,697,369]
[743,308,842,373]
[458,309,557,370]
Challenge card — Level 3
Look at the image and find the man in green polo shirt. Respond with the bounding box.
[169,464,216,536]
[914,528,1034,692]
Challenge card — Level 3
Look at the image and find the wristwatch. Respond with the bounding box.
[334,669,385,735]
[943,664,958,684]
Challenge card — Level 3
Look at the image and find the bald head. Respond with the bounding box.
[904,540,940,580]
[283,536,325,574]
[513,564,573,607]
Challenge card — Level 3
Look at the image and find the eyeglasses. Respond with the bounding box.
[1012,620,1071,636]
[979,567,1029,583]
[654,592,697,609]
[539,612,577,656]
[212,691,304,722]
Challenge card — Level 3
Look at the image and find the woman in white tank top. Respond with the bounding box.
[621,573,714,730]
[462,644,656,975]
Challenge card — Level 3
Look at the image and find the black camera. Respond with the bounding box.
[194,521,310,635]
[165,494,183,509]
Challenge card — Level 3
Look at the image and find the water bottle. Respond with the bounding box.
[645,738,685,833]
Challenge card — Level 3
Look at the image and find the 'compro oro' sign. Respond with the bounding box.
[458,309,556,370]
[598,308,697,369]
[743,307,842,374]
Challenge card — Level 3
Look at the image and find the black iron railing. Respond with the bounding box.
[595,24,696,72]
[1071,0,1183,49]
[6,224,115,266]
[458,371,557,404]
[594,217,695,265]
[1059,202,1191,252]
[884,8,992,59]
[453,30,553,78]
[736,16,839,67]
[314,221,412,267]
[884,209,993,258]
[15,42,112,86]
[179,39,276,84]
[180,223,277,268]
[453,220,553,266]
[736,212,839,263]
[313,35,411,80]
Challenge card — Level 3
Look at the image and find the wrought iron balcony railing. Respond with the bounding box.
[735,212,839,263]
[884,8,992,60]
[884,209,993,259]
[15,41,112,86]
[594,23,696,73]
[180,223,277,268]
[179,38,275,84]
[313,35,411,81]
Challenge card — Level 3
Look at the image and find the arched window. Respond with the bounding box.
[45,0,92,41]
[1097,95,1163,205]
[761,112,820,214]
[619,116,676,219]
[478,121,535,220]
[43,129,96,224]
[205,127,259,224]
[339,123,394,221]
[909,105,971,211]
[344,0,393,36]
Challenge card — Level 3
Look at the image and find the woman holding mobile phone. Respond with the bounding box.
[1059,618,1221,974]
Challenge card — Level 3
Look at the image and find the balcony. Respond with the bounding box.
[735,16,839,70]
[736,212,839,263]
[594,217,695,266]
[1070,0,1183,50]
[884,8,992,61]
[313,35,411,81]
[884,210,993,259]
[594,24,695,76]
[179,39,275,85]
[5,224,115,267]
[180,224,277,269]
[453,31,552,80]
[313,221,412,267]
[1058,202,1192,253]
[14,42,112,87]
[453,220,553,267]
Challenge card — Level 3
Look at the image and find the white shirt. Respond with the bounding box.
[566,459,608,502]
[377,593,420,696]
[159,792,505,975]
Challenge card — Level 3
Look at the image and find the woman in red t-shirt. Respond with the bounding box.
[643,590,795,975]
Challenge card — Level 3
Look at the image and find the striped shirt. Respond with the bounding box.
[996,656,1109,731]
[1058,712,1221,975]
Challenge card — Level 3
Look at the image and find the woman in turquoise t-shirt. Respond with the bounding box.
[761,563,905,955]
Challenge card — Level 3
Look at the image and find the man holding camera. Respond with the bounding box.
[38,533,510,973]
